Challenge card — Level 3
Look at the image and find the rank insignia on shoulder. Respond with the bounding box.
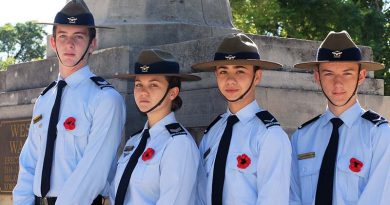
[298,115,321,129]
[33,114,43,124]
[256,111,280,128]
[298,152,315,160]
[41,81,56,96]
[203,148,211,159]
[204,115,222,134]
[90,76,114,89]
[165,123,187,137]
[362,110,388,127]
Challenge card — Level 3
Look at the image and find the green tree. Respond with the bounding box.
[230,0,390,95]
[0,21,47,70]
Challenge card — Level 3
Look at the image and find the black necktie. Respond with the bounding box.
[212,115,239,205]
[115,129,150,205]
[41,80,67,197]
[315,118,344,205]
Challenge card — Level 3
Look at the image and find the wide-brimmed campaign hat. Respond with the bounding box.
[294,31,384,71]
[37,0,114,29]
[114,49,201,81]
[191,33,282,71]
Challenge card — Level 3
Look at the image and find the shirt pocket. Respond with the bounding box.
[203,147,218,177]
[131,147,162,186]
[336,155,368,203]
[57,116,91,161]
[298,159,319,205]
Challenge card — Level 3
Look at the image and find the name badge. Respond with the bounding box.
[298,152,315,160]
[33,114,43,124]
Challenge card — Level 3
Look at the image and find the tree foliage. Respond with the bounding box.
[230,0,390,95]
[0,21,47,70]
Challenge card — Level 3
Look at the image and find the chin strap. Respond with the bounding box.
[318,65,361,107]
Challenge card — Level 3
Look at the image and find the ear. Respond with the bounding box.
[314,68,321,86]
[358,68,367,85]
[88,38,97,54]
[169,87,180,100]
[254,68,262,85]
[50,35,56,51]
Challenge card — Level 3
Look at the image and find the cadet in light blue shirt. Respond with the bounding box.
[290,31,390,205]
[192,33,291,205]
[13,1,126,205]
[111,49,201,205]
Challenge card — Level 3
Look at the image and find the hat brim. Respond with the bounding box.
[191,59,282,72]
[36,22,115,29]
[294,61,385,71]
[113,73,201,81]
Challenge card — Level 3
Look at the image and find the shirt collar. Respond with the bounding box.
[225,100,261,124]
[143,112,177,139]
[320,101,363,128]
[57,66,93,88]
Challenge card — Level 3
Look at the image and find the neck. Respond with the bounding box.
[147,107,171,128]
[59,62,87,79]
[228,95,255,114]
[328,97,357,117]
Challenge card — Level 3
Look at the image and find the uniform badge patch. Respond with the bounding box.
[298,152,315,160]
[165,123,187,137]
[256,111,280,128]
[33,114,43,124]
[90,76,114,89]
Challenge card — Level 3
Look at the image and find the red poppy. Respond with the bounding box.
[349,157,363,172]
[236,154,251,169]
[64,117,76,130]
[142,148,155,161]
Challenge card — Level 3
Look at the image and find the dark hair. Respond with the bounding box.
[254,65,261,71]
[166,76,182,112]
[52,26,96,40]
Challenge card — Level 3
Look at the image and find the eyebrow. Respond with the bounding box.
[217,65,247,69]
[57,30,88,35]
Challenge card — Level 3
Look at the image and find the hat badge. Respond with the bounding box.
[140,65,150,72]
[332,51,343,58]
[67,17,78,24]
[225,55,236,60]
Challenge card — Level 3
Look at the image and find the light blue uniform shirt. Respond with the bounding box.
[197,100,291,205]
[109,112,200,205]
[13,66,126,205]
[290,101,390,205]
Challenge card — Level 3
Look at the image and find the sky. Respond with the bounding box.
[0,0,65,28]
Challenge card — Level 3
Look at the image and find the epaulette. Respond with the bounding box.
[298,115,321,129]
[41,81,56,96]
[204,115,222,134]
[256,111,280,128]
[90,76,113,89]
[361,110,388,127]
[131,128,143,137]
[165,123,187,137]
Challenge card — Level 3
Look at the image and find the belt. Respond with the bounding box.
[35,195,103,205]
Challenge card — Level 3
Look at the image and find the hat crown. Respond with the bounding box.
[60,0,91,16]
[137,49,177,65]
[217,33,259,54]
[320,31,357,51]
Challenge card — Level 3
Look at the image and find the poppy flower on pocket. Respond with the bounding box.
[236,154,251,169]
[64,117,76,130]
[142,148,155,161]
[349,157,363,172]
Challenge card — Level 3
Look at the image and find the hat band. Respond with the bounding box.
[214,52,260,61]
[317,47,362,61]
[135,61,180,74]
[54,12,95,26]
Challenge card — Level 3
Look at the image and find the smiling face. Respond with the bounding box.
[215,65,262,113]
[50,25,96,78]
[315,62,366,115]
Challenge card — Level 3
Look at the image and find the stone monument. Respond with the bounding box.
[1,0,389,204]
